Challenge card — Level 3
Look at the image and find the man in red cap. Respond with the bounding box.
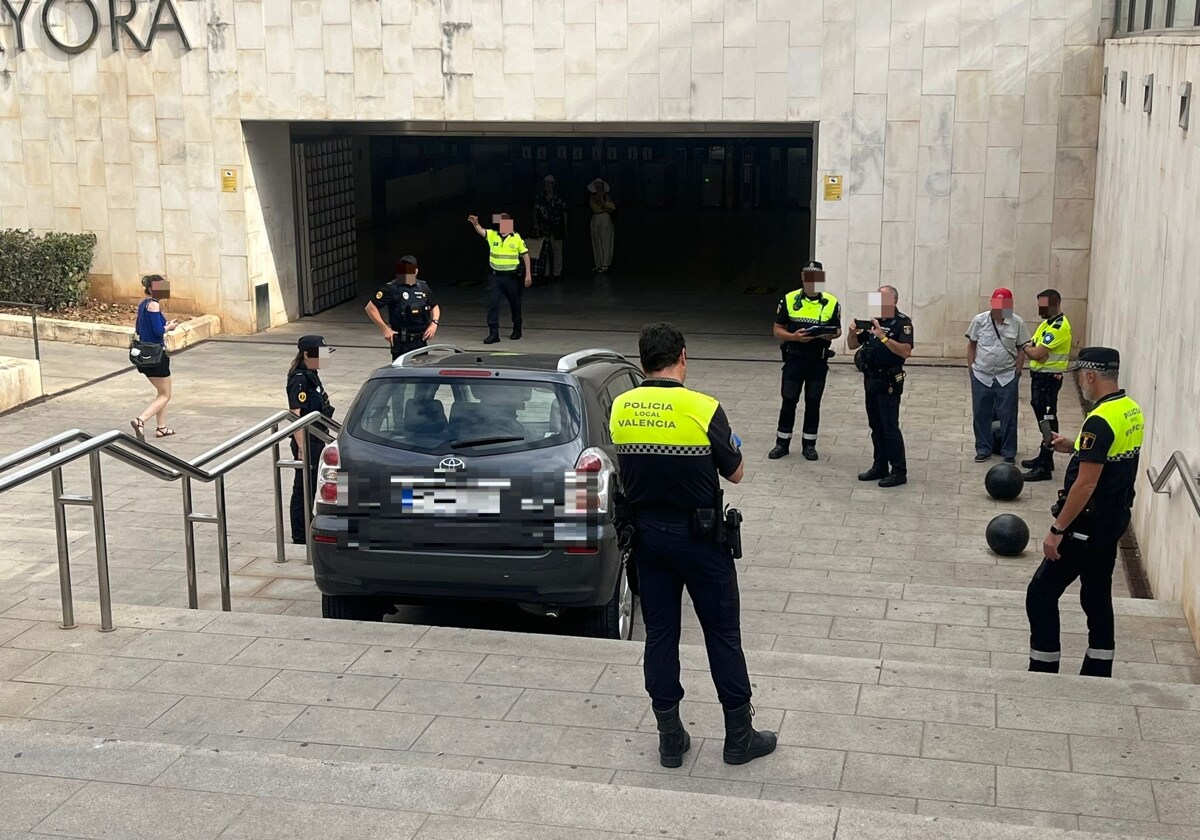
[966,288,1032,463]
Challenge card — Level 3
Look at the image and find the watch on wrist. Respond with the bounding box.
[1049,524,1065,536]
[431,319,439,325]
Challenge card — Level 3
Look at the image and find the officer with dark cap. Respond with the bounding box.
[286,335,336,545]
[847,285,914,487]
[365,256,441,361]
[1026,347,1143,678]
[769,260,841,461]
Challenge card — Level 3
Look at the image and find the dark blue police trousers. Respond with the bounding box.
[634,517,753,711]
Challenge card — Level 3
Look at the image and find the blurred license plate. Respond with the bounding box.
[400,488,500,515]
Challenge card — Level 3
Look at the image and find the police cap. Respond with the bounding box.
[802,260,824,272]
[298,335,333,353]
[1066,346,1119,373]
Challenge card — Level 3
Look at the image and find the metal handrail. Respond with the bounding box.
[0,412,343,631]
[1147,451,1200,515]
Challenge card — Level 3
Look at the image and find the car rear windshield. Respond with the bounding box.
[348,376,583,455]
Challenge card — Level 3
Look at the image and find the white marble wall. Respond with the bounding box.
[1090,36,1200,649]
[0,0,1107,342]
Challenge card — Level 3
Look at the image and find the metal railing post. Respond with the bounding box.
[87,450,114,632]
[180,475,199,609]
[301,433,315,566]
[214,475,232,611]
[271,423,286,564]
[49,459,75,630]
[31,309,40,364]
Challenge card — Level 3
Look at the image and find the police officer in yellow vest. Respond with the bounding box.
[1026,347,1143,678]
[468,212,532,344]
[610,323,776,768]
[769,260,841,460]
[1020,289,1073,481]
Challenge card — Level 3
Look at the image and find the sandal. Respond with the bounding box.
[130,418,145,441]
[155,427,176,438]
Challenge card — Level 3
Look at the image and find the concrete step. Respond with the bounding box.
[2,600,1200,838]
[0,726,1159,840]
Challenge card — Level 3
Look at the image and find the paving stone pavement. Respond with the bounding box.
[0,321,1194,682]
[0,319,1198,837]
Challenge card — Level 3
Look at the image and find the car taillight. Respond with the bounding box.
[315,442,346,507]
[563,448,612,515]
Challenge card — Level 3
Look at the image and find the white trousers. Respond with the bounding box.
[590,214,614,268]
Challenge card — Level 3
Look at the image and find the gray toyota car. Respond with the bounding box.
[310,345,642,640]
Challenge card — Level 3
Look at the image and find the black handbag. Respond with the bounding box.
[128,336,164,369]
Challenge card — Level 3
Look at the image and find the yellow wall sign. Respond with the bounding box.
[221,169,238,193]
[823,175,843,201]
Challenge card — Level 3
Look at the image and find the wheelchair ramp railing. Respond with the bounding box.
[0,413,340,632]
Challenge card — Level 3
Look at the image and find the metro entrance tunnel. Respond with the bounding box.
[287,126,817,350]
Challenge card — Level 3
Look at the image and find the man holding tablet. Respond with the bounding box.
[768,260,842,461]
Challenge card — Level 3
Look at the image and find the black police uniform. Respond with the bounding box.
[771,291,841,459]
[1026,369,1143,678]
[371,279,437,361]
[286,366,334,544]
[853,311,914,482]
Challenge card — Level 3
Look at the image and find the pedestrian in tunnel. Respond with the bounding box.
[468,212,531,344]
[1021,289,1073,482]
[364,255,441,362]
[847,285,914,487]
[1026,348,1143,678]
[286,335,336,546]
[768,260,841,461]
[588,178,615,273]
[129,274,180,441]
[533,174,567,281]
[610,322,776,769]
[966,288,1032,464]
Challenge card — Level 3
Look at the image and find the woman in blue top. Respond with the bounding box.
[130,274,179,440]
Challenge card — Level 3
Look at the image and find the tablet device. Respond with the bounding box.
[853,319,873,332]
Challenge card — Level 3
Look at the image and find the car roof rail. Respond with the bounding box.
[391,343,467,367]
[556,348,628,373]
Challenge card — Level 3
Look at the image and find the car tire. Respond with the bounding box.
[321,594,385,622]
[581,561,636,641]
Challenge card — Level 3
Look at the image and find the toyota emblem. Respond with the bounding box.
[438,456,466,472]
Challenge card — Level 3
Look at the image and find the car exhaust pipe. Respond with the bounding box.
[518,603,560,619]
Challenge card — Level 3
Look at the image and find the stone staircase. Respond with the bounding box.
[2,598,1199,840]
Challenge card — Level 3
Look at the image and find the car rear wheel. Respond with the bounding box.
[322,594,386,622]
[581,561,636,641]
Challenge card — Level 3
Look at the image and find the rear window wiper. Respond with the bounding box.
[450,435,525,449]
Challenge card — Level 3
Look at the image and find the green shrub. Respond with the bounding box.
[0,229,97,311]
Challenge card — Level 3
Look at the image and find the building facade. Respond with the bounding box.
[0,0,1108,355]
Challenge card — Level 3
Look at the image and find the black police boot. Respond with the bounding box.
[722,702,777,765]
[651,703,691,769]
[510,327,522,340]
[1080,653,1114,678]
[801,444,818,461]
[1022,467,1053,482]
[482,333,500,345]
[858,465,888,481]
[767,439,790,460]
[1020,455,1041,469]
[878,473,907,488]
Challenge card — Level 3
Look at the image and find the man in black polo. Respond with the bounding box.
[847,285,915,487]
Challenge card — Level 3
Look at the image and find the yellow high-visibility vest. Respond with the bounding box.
[1030,314,1072,373]
[486,230,526,272]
